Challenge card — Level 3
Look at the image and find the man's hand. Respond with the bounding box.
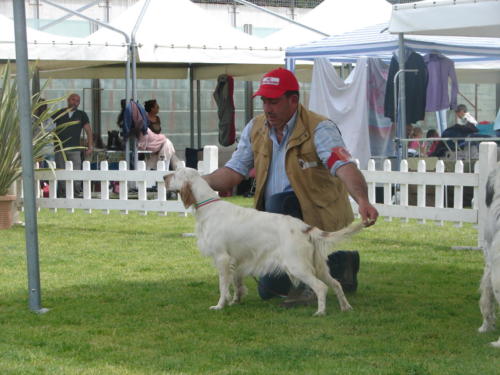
[358,199,378,227]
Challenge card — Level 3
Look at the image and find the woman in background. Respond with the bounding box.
[144,99,162,134]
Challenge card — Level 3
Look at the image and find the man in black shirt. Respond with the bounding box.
[53,93,94,197]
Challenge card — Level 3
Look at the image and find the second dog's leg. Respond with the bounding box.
[210,255,232,310]
[478,265,496,333]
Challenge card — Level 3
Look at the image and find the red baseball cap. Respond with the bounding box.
[252,68,299,98]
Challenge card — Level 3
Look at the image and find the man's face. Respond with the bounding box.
[456,109,465,118]
[261,94,299,130]
[67,94,80,110]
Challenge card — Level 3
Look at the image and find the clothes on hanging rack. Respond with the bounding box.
[424,52,458,112]
[384,51,428,125]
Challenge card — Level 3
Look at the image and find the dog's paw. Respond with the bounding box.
[490,339,500,348]
[340,303,353,312]
[478,323,495,333]
[313,310,326,317]
[209,305,223,310]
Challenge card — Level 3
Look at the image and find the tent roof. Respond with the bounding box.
[264,0,392,48]
[388,0,500,38]
[0,14,115,73]
[85,0,285,67]
[286,23,500,64]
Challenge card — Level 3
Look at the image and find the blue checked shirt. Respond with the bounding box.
[225,111,352,204]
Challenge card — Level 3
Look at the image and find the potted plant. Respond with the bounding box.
[0,63,67,229]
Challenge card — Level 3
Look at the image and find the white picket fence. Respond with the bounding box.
[30,142,499,249]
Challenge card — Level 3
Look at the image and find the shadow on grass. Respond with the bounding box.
[1,258,498,375]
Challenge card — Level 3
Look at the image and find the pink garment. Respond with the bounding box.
[408,140,421,150]
[137,128,176,169]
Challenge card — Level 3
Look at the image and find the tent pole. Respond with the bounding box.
[130,0,151,170]
[189,66,195,149]
[39,0,132,164]
[396,33,407,168]
[131,0,151,100]
[13,0,48,314]
[197,80,201,149]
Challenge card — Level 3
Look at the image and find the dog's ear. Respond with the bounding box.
[180,181,196,208]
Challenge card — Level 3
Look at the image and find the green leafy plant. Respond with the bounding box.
[0,63,71,196]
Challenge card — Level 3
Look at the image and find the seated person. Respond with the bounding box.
[429,122,479,157]
[144,99,162,134]
[408,126,425,157]
[120,100,180,170]
[455,104,478,127]
[425,129,440,156]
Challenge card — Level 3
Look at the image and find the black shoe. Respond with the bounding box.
[328,251,360,293]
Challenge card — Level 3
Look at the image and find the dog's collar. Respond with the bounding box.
[194,197,220,209]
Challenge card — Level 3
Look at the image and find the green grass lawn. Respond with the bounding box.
[0,196,498,375]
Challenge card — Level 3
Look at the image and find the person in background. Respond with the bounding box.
[53,93,93,197]
[202,67,378,307]
[456,104,478,127]
[425,129,440,156]
[34,98,56,166]
[408,126,425,157]
[144,99,162,134]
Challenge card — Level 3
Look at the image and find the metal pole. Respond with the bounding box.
[13,0,48,314]
[396,33,407,166]
[131,0,150,100]
[189,66,195,149]
[39,0,100,31]
[40,0,133,167]
[196,80,201,149]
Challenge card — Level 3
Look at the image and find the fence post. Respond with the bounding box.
[400,159,409,223]
[417,159,427,224]
[383,159,392,222]
[65,160,74,213]
[136,160,147,216]
[82,161,92,214]
[202,145,219,174]
[119,161,128,215]
[100,161,110,215]
[367,159,376,205]
[435,160,445,226]
[453,160,464,228]
[478,142,498,249]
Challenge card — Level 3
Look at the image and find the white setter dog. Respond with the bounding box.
[164,167,366,316]
[479,163,500,347]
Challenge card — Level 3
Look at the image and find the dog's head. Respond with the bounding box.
[164,167,201,208]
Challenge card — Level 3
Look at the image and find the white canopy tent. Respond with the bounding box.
[84,0,286,81]
[285,23,500,83]
[0,13,118,75]
[265,0,392,48]
[389,0,500,38]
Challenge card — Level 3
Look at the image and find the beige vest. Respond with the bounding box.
[250,104,354,231]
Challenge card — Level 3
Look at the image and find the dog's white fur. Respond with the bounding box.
[479,163,500,347]
[164,167,365,316]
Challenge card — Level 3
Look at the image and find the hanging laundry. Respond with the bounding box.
[384,49,428,126]
[213,74,236,147]
[309,57,371,169]
[424,52,458,112]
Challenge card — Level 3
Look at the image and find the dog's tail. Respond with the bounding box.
[306,222,365,266]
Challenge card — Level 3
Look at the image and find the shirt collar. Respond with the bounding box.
[265,110,298,135]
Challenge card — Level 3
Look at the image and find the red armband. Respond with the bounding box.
[326,147,352,169]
